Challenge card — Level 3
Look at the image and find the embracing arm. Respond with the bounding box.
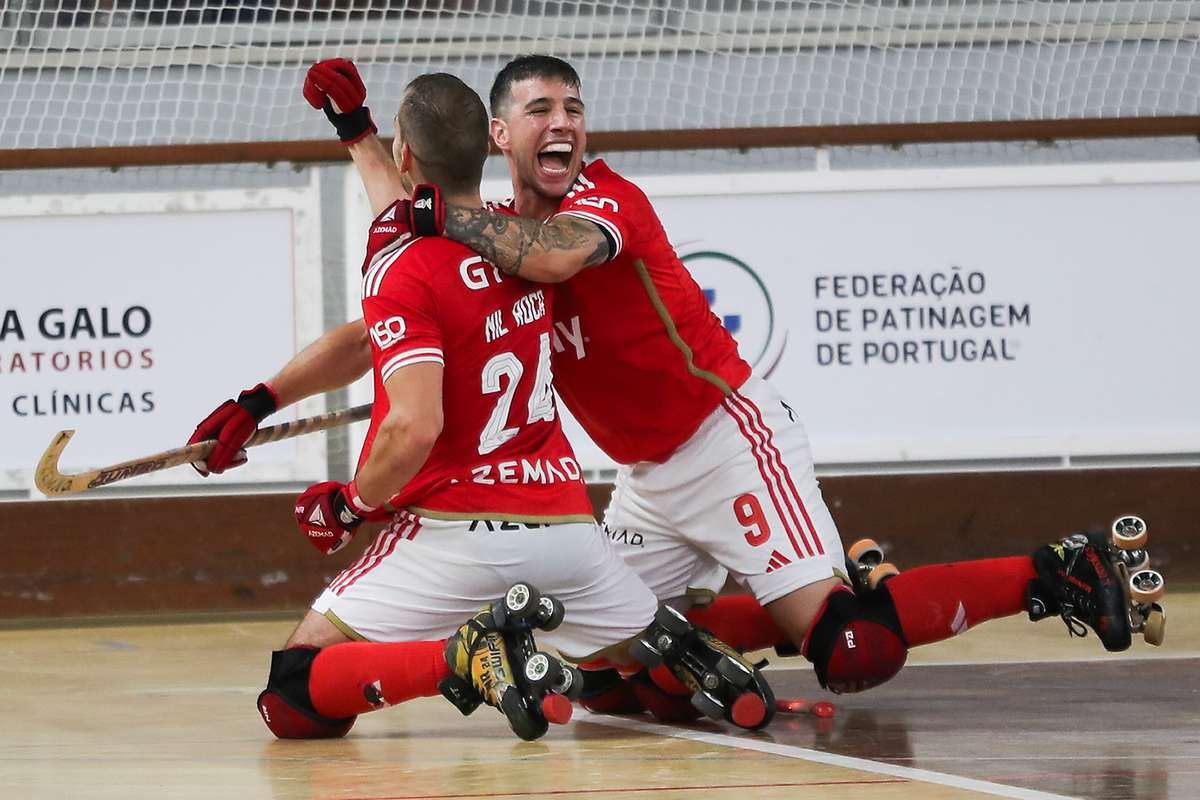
[442,205,610,282]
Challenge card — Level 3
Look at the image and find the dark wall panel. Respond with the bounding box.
[3,467,1194,621]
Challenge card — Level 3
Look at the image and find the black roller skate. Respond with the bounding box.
[1026,515,1166,651]
[629,604,776,731]
[845,537,900,594]
[439,582,583,741]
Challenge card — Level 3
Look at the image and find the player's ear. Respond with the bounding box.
[490,117,509,152]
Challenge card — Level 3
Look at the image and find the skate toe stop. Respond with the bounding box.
[541,694,573,725]
[730,693,767,729]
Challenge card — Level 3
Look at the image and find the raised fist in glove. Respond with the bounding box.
[295,480,375,555]
[303,57,377,144]
[188,383,278,476]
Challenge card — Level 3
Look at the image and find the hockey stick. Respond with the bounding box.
[34,403,372,497]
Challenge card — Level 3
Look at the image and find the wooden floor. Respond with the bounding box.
[1,594,1197,800]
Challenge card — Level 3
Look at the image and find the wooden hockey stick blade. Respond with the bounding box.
[34,403,372,497]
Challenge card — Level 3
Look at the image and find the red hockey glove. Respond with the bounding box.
[295,480,376,556]
[409,184,444,236]
[188,383,279,476]
[303,58,376,144]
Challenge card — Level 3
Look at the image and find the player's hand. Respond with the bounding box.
[295,480,373,555]
[187,383,279,476]
[303,58,377,144]
[409,184,444,236]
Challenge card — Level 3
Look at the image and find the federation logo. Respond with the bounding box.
[680,250,786,375]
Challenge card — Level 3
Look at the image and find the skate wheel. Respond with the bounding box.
[811,701,836,719]
[1142,604,1166,646]
[556,664,584,701]
[655,604,693,637]
[499,687,548,742]
[1111,515,1148,550]
[730,692,767,729]
[1119,549,1150,572]
[524,652,563,691]
[867,562,900,591]
[534,595,566,632]
[1129,569,1165,604]
[541,693,573,725]
[714,654,754,690]
[848,538,884,567]
[504,582,542,623]
[690,688,726,721]
[629,637,665,669]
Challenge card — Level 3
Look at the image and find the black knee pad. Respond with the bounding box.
[803,588,908,694]
[257,646,355,739]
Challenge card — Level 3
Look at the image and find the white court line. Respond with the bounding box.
[578,710,1078,800]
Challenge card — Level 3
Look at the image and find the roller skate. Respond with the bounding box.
[1026,515,1166,651]
[629,604,777,731]
[439,582,583,741]
[845,537,900,593]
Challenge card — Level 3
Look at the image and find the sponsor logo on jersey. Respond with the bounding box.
[370,316,407,349]
[680,250,783,374]
[603,523,644,547]
[549,315,586,360]
[460,255,505,290]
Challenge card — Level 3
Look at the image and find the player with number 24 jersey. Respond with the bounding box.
[358,203,592,522]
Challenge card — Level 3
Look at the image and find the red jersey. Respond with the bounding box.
[357,202,593,522]
[544,160,751,464]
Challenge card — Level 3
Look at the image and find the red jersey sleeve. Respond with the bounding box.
[552,160,645,262]
[359,199,414,276]
[361,244,443,383]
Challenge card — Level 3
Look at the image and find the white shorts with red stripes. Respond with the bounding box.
[310,513,658,659]
[602,376,846,606]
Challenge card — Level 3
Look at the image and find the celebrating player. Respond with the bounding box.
[197,72,774,741]
[197,57,1155,729]
[346,55,1153,695]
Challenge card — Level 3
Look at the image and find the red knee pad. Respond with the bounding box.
[258,646,356,739]
[258,689,356,739]
[802,588,908,694]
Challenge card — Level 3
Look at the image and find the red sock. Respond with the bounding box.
[884,557,1036,647]
[308,640,450,718]
[631,671,702,723]
[686,594,788,651]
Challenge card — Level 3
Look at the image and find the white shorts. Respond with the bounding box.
[311,512,659,660]
[602,376,846,606]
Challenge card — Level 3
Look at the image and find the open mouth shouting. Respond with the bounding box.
[537,141,575,179]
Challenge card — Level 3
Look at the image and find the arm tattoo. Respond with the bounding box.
[443,206,610,277]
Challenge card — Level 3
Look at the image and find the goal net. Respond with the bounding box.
[2,1,1198,152]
